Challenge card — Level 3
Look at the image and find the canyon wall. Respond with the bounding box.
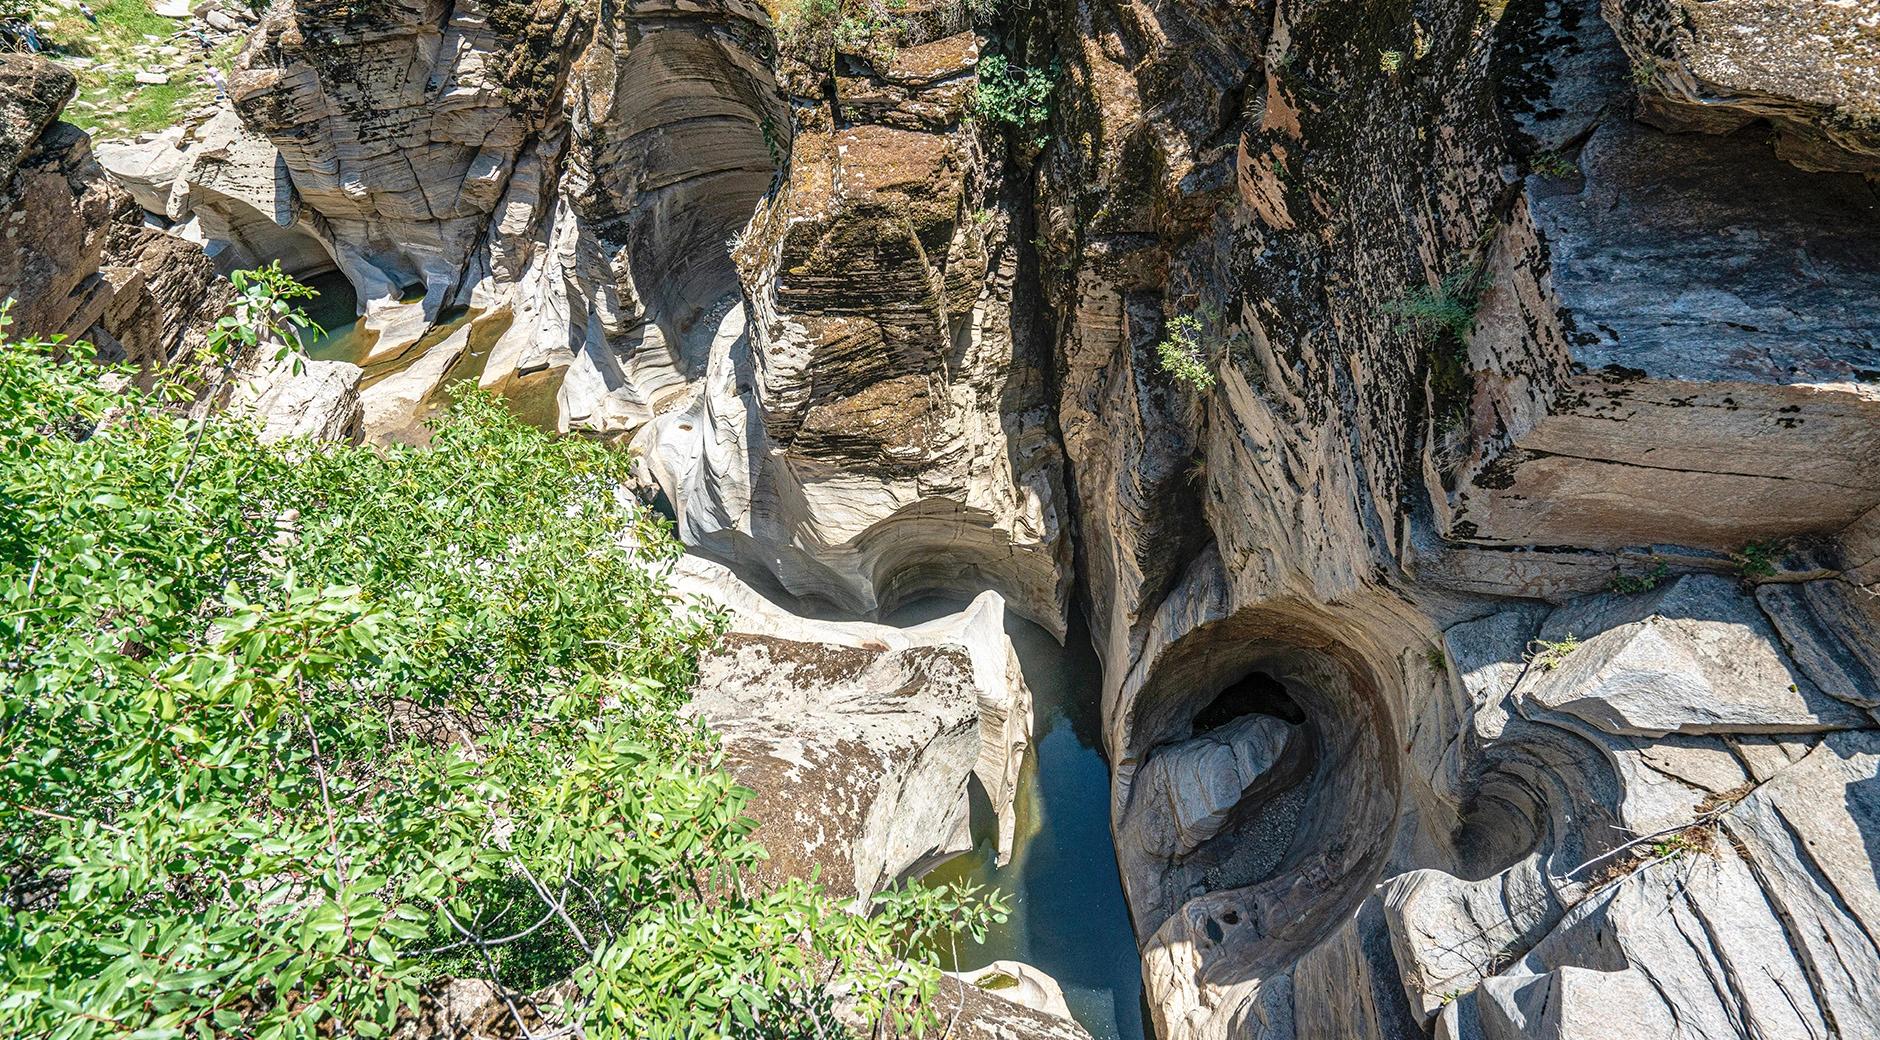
[73,0,1880,1036]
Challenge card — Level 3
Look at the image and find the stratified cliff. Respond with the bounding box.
[71,0,1880,1036]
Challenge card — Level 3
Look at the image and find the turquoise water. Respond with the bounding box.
[894,604,1146,1040]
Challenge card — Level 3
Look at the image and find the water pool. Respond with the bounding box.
[892,603,1147,1040]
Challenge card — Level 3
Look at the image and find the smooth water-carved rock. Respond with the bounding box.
[234,0,585,355]
[95,110,333,277]
[668,554,1031,901]
[949,960,1076,1022]
[1125,713,1309,861]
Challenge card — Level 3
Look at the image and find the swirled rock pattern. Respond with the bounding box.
[57,0,1880,1035]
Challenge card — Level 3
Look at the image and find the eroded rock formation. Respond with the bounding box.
[57,0,1880,1035]
[0,55,226,372]
[667,553,1034,899]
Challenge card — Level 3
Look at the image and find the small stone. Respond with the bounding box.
[133,72,171,85]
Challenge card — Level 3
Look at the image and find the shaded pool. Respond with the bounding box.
[890,603,1146,1040]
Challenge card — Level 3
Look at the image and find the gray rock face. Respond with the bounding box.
[57,0,1880,1037]
[225,351,364,443]
[94,111,334,279]
[1521,575,1871,736]
[668,554,1033,901]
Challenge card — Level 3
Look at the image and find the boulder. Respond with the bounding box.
[1605,0,1880,173]
[669,555,1032,902]
[950,960,1076,1023]
[225,352,364,444]
[1124,713,1309,860]
[1519,575,1870,736]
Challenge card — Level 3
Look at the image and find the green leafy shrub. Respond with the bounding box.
[975,53,1056,147]
[1526,634,1580,672]
[0,294,1001,1038]
[1156,313,1217,391]
[1385,266,1482,342]
[1735,540,1781,579]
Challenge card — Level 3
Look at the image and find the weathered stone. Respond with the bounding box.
[1476,966,1675,1040]
[1605,0,1880,173]
[668,554,1032,901]
[1,55,225,375]
[225,352,364,443]
[950,960,1075,1022]
[1519,575,1869,736]
[95,109,334,277]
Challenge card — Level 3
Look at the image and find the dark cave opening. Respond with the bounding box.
[1192,670,1307,733]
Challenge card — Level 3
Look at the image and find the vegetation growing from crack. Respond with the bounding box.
[1389,264,1484,434]
[0,288,1004,1038]
[1526,634,1580,671]
[974,53,1056,150]
[1529,149,1578,178]
[1609,560,1668,594]
[1735,540,1781,579]
[1156,312,1217,391]
[774,0,909,72]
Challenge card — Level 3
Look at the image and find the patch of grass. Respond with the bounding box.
[39,0,240,139]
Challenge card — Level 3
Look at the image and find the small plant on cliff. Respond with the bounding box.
[1386,266,1482,342]
[1379,49,1407,76]
[1156,313,1217,391]
[1733,540,1785,579]
[0,293,1003,1037]
[1530,149,1579,178]
[974,53,1056,149]
[1526,634,1581,672]
[1609,560,1669,594]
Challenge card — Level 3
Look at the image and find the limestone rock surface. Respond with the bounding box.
[668,554,1032,901]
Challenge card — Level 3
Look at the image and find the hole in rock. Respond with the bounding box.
[1191,670,1306,733]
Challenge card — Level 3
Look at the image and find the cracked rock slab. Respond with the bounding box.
[1520,574,1870,736]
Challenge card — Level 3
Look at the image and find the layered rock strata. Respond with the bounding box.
[226,0,1071,631]
[666,553,1033,899]
[69,0,1880,1037]
[0,56,226,373]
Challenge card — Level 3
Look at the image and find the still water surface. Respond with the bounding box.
[888,603,1146,1040]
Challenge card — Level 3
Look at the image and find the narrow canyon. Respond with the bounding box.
[5,0,1880,1035]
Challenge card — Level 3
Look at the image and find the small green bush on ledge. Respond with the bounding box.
[1156,313,1217,391]
[974,53,1056,148]
[0,300,1000,1038]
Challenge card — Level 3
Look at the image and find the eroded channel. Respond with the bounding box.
[889,602,1146,1040]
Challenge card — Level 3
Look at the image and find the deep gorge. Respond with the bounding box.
[5,0,1880,1034]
